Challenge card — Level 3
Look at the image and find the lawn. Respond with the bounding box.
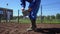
[1,18,60,24]
[16,18,60,24]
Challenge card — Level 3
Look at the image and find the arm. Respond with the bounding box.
[20,0,26,12]
[29,0,35,8]
[28,0,36,12]
[28,8,32,12]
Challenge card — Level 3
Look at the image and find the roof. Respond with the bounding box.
[0,7,13,11]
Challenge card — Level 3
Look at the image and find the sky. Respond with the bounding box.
[0,0,60,16]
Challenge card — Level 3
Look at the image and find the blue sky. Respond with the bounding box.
[0,0,60,16]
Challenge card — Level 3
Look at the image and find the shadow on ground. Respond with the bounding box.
[35,28,60,34]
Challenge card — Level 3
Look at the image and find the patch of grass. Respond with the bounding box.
[1,18,60,24]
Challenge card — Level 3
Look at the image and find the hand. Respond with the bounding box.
[22,9,25,12]
[28,8,32,12]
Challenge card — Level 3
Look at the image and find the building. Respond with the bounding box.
[0,7,13,22]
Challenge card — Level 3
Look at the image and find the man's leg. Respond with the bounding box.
[31,1,40,29]
[30,19,36,30]
[26,10,37,31]
[27,19,37,31]
[27,0,40,31]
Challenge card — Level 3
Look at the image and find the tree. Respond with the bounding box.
[12,16,17,20]
[19,15,23,19]
[47,16,50,20]
[56,13,60,19]
[51,15,55,19]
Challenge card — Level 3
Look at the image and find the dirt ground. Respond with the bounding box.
[0,23,60,34]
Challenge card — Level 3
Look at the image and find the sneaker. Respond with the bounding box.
[26,27,33,31]
[26,27,37,31]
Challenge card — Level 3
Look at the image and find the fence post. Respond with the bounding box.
[41,5,43,23]
[18,10,19,23]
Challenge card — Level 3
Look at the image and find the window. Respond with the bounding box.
[0,11,3,14]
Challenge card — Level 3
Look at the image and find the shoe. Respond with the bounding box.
[26,27,33,31]
[26,27,37,31]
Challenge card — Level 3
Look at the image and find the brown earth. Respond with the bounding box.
[0,23,60,34]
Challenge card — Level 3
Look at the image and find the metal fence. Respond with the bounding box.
[0,3,60,24]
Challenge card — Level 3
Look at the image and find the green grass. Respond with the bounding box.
[18,18,60,24]
[19,18,31,24]
[1,18,60,24]
[42,19,60,24]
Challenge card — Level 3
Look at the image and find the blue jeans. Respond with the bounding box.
[29,0,40,20]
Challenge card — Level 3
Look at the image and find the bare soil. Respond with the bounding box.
[0,23,60,34]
